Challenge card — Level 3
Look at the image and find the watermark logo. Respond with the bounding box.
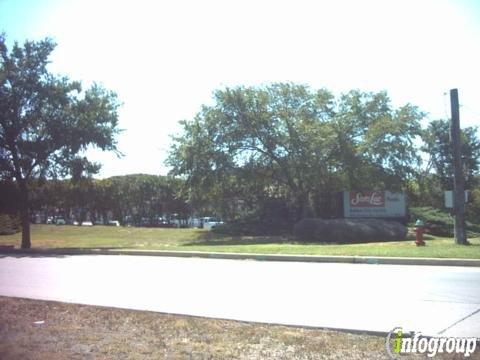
[386,327,478,358]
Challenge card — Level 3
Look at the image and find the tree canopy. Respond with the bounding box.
[168,83,424,221]
[422,119,480,189]
[21,174,188,227]
[0,35,121,248]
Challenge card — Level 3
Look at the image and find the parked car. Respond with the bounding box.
[81,221,93,226]
[140,217,150,227]
[201,217,223,230]
[189,217,202,228]
[55,218,66,225]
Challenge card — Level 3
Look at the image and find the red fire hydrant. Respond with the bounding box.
[414,219,426,246]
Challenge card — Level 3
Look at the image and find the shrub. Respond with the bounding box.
[409,207,454,236]
[293,218,408,243]
[0,214,21,235]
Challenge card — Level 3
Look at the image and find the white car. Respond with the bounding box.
[201,217,223,230]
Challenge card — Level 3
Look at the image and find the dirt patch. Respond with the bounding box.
[0,297,477,359]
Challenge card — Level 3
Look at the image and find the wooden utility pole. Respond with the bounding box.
[450,89,467,245]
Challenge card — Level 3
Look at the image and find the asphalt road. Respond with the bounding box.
[0,254,479,337]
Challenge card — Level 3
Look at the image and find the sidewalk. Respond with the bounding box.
[1,247,479,267]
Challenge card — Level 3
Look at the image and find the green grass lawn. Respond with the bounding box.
[1,224,479,259]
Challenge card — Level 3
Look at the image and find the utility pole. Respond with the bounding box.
[450,88,467,245]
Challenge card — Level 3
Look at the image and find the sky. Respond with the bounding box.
[1,0,479,178]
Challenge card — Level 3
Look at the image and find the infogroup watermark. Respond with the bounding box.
[386,327,478,358]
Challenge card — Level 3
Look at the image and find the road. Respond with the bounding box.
[0,254,479,337]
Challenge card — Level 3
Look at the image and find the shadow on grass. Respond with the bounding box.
[406,234,436,241]
[183,231,432,247]
[183,231,296,247]
[184,232,390,246]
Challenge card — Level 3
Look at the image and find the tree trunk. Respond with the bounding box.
[19,183,31,249]
[20,207,31,249]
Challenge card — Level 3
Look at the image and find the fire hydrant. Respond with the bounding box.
[414,219,426,246]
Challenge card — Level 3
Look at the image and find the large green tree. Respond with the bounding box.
[332,90,423,190]
[168,84,423,220]
[0,36,121,248]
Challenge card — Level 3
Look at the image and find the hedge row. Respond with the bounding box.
[409,207,454,237]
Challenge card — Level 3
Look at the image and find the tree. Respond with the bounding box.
[332,90,423,191]
[0,35,121,248]
[168,84,423,221]
[168,84,336,219]
[422,119,480,190]
[86,174,187,226]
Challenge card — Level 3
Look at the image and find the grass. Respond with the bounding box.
[1,296,467,360]
[1,224,480,259]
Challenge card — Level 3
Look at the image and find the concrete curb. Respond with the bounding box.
[0,247,479,267]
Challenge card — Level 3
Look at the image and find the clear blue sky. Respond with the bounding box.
[1,0,479,178]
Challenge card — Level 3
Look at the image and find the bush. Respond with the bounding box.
[293,218,408,243]
[409,207,454,236]
[466,188,480,225]
[0,214,21,235]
